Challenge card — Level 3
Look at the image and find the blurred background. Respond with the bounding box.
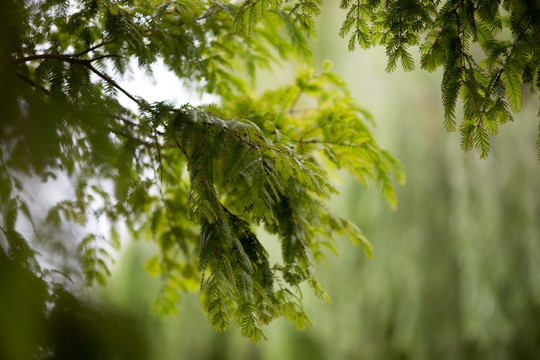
[90,3,540,359]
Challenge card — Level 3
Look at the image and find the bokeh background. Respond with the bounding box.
[92,3,540,359]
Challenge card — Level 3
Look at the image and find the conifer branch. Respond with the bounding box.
[76,62,149,109]
[146,144,185,254]
[175,140,188,157]
[13,53,145,108]
[485,23,532,101]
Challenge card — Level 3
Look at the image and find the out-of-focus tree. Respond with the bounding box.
[0,249,151,360]
[323,94,540,360]
[306,5,540,355]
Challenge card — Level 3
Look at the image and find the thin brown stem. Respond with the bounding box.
[85,62,149,109]
[15,72,49,94]
[72,40,115,57]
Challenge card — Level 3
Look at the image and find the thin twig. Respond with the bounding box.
[89,54,123,62]
[292,138,368,148]
[107,126,153,147]
[85,62,149,109]
[15,72,50,94]
[72,40,115,57]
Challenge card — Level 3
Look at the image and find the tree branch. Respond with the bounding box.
[12,53,147,109]
[84,62,149,109]
[72,40,116,57]
[15,72,50,94]
[292,138,368,148]
[107,126,154,147]
[13,53,91,64]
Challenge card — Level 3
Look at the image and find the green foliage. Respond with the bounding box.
[340,0,540,158]
[0,0,537,345]
[0,0,402,343]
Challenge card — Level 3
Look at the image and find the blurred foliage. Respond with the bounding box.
[0,249,150,360]
[322,85,540,359]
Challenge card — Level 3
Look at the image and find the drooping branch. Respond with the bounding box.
[12,53,146,109]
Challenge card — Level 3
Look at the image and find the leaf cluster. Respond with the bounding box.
[5,0,537,345]
[0,0,407,342]
[3,0,538,345]
[338,0,540,158]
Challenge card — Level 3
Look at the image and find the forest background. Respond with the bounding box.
[97,2,540,359]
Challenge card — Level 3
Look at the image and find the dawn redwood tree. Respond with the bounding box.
[0,0,538,345]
